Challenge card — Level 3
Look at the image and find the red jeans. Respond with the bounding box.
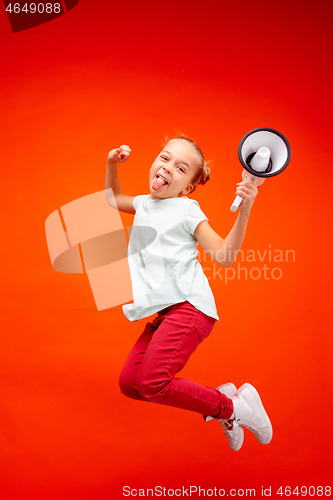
[119,301,233,419]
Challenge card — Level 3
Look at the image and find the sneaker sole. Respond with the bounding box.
[236,383,273,445]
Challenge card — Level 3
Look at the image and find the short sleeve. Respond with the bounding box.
[184,200,208,236]
[133,194,149,212]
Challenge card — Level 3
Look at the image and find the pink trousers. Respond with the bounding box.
[119,301,233,419]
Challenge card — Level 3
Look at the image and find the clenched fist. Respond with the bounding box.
[107,145,131,164]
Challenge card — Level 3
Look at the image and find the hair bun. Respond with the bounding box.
[199,161,211,185]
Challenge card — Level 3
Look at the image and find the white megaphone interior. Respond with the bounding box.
[241,131,288,176]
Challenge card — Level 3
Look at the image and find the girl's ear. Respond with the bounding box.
[182,184,194,195]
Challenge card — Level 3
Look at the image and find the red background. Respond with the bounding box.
[0,1,332,498]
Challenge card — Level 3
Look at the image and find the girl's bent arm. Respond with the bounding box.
[194,178,258,266]
[105,145,135,214]
[194,214,249,267]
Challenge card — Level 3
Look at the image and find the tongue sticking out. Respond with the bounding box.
[152,176,167,190]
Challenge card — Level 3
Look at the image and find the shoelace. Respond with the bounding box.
[221,418,262,436]
[219,418,239,432]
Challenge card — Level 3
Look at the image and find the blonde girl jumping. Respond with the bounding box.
[105,137,272,451]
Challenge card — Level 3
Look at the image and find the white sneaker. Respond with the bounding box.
[233,383,273,445]
[205,383,244,452]
[218,416,244,452]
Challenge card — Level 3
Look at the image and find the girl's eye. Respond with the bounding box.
[178,166,185,173]
[161,156,168,161]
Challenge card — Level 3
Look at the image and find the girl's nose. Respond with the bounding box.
[163,166,171,174]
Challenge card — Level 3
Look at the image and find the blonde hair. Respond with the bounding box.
[162,135,211,193]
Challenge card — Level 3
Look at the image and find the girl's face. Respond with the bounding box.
[149,139,201,199]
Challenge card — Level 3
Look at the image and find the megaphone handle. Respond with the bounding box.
[230,195,243,212]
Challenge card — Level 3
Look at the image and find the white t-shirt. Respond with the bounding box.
[122,195,219,322]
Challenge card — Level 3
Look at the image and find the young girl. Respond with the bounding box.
[105,136,272,452]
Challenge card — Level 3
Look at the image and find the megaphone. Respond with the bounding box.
[230,127,291,212]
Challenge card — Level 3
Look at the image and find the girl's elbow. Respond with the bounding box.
[105,195,117,210]
[214,256,233,267]
[220,260,234,267]
[213,250,234,267]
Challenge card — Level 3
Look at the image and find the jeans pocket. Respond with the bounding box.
[195,312,216,342]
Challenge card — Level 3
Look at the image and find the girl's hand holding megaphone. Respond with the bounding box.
[235,177,258,216]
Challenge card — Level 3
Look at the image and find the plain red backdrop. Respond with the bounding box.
[0,0,332,498]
